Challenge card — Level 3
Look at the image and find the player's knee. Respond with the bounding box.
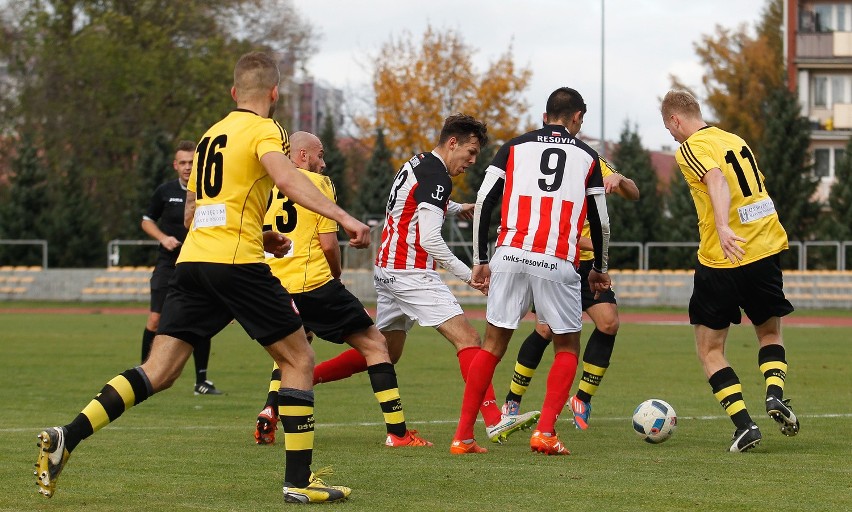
[597,317,619,335]
[535,323,553,340]
[144,365,181,392]
[146,313,160,331]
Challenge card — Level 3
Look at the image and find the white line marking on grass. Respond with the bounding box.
[3,413,850,432]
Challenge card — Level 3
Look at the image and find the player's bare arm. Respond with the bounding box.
[319,231,342,279]
[183,191,196,229]
[604,173,640,200]
[261,151,370,248]
[702,168,746,263]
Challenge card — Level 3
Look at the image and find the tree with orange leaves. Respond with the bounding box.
[361,25,533,196]
[671,0,783,150]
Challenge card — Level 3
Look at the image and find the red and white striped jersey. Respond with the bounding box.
[474,124,604,267]
[375,152,452,270]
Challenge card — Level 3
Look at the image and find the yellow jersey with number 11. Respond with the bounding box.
[675,126,787,268]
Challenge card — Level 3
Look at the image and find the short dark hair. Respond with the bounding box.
[176,140,196,153]
[546,87,587,122]
[438,113,489,147]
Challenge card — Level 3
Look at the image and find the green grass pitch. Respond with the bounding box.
[0,309,849,511]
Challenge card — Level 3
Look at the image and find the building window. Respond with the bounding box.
[813,3,852,32]
[814,76,828,107]
[811,74,852,108]
[813,147,845,179]
[814,148,831,178]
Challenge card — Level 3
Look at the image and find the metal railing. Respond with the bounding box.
[106,239,159,267]
[0,238,848,271]
[0,239,49,268]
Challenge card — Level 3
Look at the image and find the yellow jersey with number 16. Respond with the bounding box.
[675,126,787,268]
[179,109,290,264]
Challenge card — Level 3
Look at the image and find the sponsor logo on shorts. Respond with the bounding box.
[502,253,558,271]
[374,275,396,284]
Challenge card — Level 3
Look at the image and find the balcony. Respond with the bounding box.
[796,32,852,67]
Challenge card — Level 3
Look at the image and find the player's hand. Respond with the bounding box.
[716,225,746,264]
[161,236,181,252]
[603,173,623,194]
[457,203,475,221]
[340,217,371,249]
[588,268,611,300]
[263,231,292,258]
[471,264,490,295]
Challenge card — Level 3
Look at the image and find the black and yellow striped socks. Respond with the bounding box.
[280,388,314,488]
[64,367,153,452]
[506,330,549,403]
[709,366,753,429]
[576,329,616,403]
[758,344,787,399]
[367,363,406,437]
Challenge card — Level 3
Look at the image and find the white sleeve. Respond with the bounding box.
[446,200,462,216]
[418,204,472,283]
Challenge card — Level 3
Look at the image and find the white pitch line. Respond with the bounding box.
[3,413,850,433]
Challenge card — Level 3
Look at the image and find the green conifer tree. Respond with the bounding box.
[320,114,349,213]
[608,123,661,269]
[353,128,395,223]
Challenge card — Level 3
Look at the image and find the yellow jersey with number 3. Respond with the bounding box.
[264,169,338,293]
[578,157,615,261]
[179,109,290,264]
[675,126,788,268]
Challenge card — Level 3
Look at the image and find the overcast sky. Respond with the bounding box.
[298,0,769,152]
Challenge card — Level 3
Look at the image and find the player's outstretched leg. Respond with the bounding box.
[255,363,280,445]
[34,367,154,497]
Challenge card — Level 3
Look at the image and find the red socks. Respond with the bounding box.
[313,348,368,384]
[454,349,501,440]
[537,351,578,434]
[457,347,502,426]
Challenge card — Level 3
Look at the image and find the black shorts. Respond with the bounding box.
[689,253,794,330]
[577,259,617,310]
[157,262,302,346]
[292,279,374,344]
[149,257,176,313]
[530,259,616,314]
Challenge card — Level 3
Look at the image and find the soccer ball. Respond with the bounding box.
[632,399,677,444]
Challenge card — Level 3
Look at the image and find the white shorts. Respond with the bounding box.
[486,246,582,334]
[373,266,464,331]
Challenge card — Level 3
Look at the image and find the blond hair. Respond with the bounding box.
[233,52,280,100]
[661,90,702,120]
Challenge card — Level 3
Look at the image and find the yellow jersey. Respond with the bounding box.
[675,126,788,268]
[265,169,338,293]
[180,109,290,264]
[579,157,616,261]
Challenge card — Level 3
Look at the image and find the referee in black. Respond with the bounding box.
[140,140,222,395]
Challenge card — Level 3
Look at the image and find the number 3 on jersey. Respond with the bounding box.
[195,134,227,199]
